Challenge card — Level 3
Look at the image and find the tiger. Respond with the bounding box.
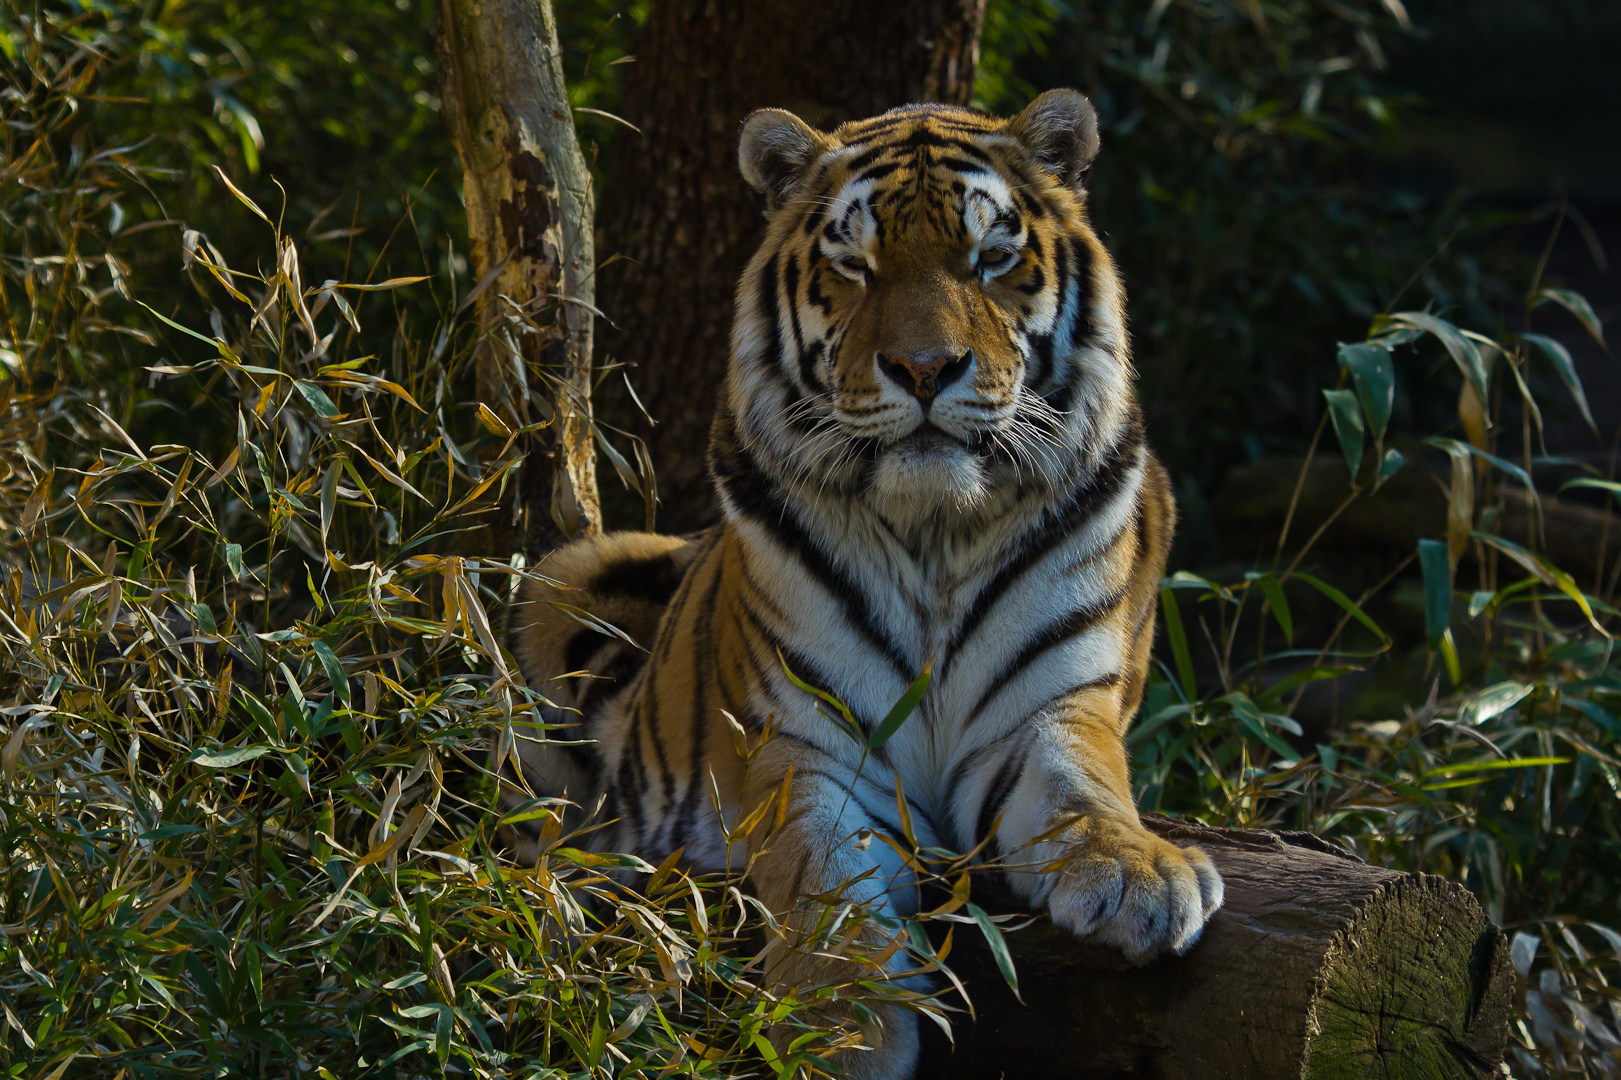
[504,88,1223,1079]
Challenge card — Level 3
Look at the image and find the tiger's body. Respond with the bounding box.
[506,90,1222,1079]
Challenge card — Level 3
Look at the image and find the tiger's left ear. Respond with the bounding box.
[1007,89,1100,191]
[738,108,827,211]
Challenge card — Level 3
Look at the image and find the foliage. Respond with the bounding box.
[980,0,1536,547]
[1131,271,1621,1074]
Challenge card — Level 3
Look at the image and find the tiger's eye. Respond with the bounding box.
[977,248,1014,271]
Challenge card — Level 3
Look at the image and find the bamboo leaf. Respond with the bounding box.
[1338,342,1393,440]
[1417,538,1452,646]
[967,902,1022,1002]
[1159,588,1196,701]
[1321,388,1364,478]
[1521,332,1596,432]
[1531,288,1605,347]
[1387,311,1491,406]
[1293,572,1390,644]
[869,657,933,749]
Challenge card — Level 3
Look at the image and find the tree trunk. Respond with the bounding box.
[918,816,1515,1079]
[437,0,601,550]
[594,0,988,531]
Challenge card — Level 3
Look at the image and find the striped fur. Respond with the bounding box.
[506,90,1222,1079]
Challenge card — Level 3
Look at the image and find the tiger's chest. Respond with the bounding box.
[735,490,1133,786]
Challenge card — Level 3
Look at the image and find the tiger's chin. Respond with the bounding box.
[869,432,991,514]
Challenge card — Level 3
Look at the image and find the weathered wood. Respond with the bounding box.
[592,0,987,531]
[437,0,600,544]
[918,816,1514,1079]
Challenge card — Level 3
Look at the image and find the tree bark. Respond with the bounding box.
[918,816,1515,1079]
[594,0,988,531]
[437,0,600,549]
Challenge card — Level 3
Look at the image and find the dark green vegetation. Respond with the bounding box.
[2,2,1618,1078]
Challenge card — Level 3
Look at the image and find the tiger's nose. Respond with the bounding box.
[877,348,973,406]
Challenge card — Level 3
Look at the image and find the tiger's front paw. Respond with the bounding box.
[1044,818,1223,963]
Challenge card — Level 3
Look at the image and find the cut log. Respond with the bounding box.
[917,816,1514,1079]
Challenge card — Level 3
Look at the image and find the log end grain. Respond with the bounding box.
[1302,874,1514,1079]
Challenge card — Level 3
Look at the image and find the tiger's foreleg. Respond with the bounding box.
[745,740,928,1080]
[986,682,1223,962]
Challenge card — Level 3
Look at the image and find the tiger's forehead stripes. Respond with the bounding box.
[800,115,1035,246]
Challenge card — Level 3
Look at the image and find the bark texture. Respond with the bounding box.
[918,816,1514,1079]
[594,0,988,531]
[437,0,600,548]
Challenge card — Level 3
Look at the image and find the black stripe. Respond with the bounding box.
[976,744,1030,853]
[562,630,601,677]
[591,551,685,604]
[641,687,677,840]
[733,597,881,739]
[940,156,990,175]
[715,443,912,682]
[1066,235,1095,352]
[968,595,1128,723]
[670,557,726,850]
[943,422,1143,672]
[857,162,901,183]
[1031,237,1071,390]
[756,253,783,367]
[783,253,819,392]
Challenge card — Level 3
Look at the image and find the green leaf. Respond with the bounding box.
[1417,539,1452,646]
[1387,311,1491,405]
[435,1002,454,1068]
[1561,477,1621,502]
[1423,437,1532,490]
[1321,388,1365,478]
[778,649,864,744]
[191,745,274,767]
[869,658,933,749]
[1292,572,1390,644]
[294,381,340,418]
[1470,530,1606,633]
[1338,342,1394,439]
[224,542,244,579]
[1531,288,1605,347]
[1521,332,1596,432]
[1457,682,1533,726]
[320,458,341,546]
[1378,448,1406,482]
[311,639,350,705]
[1248,572,1293,644]
[1158,588,1196,702]
[967,903,1021,1002]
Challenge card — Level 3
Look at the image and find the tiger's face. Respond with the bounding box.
[728,90,1133,516]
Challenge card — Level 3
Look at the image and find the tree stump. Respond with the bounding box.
[918,816,1514,1079]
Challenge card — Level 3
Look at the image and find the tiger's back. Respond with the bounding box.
[506,90,1219,1080]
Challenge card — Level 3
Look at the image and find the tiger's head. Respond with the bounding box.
[723,89,1135,519]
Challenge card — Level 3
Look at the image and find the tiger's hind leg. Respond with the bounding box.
[498,531,704,861]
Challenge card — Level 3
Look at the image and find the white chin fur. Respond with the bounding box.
[871,438,989,512]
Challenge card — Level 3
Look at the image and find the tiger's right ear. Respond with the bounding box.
[738,109,825,211]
